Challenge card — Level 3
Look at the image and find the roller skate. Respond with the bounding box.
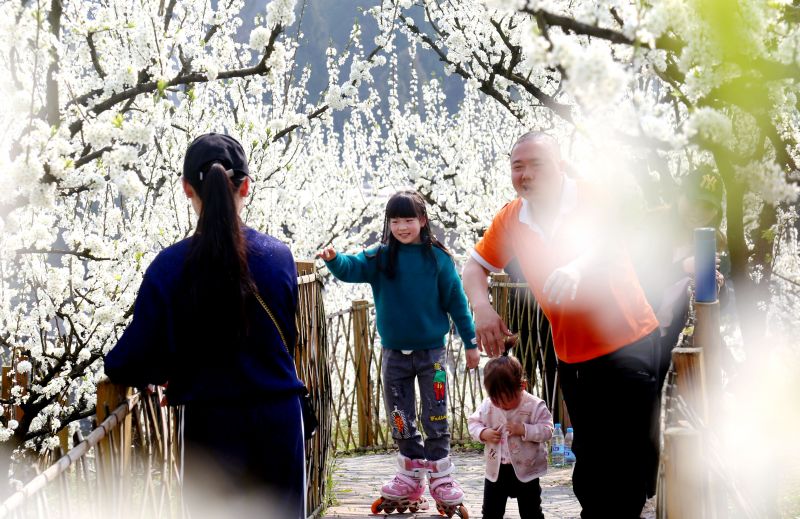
[370,454,430,514]
[427,457,468,518]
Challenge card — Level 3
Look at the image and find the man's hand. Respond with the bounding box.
[317,247,337,261]
[479,428,502,443]
[543,263,581,305]
[466,347,480,369]
[473,304,515,357]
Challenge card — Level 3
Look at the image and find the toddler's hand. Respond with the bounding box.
[317,247,337,261]
[479,428,502,443]
[506,422,525,437]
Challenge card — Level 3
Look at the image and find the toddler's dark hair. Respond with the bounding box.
[483,355,525,402]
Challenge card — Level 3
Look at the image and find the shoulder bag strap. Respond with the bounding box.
[252,290,292,359]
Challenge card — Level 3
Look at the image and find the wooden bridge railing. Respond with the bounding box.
[657,228,764,518]
[0,261,333,519]
[0,383,180,519]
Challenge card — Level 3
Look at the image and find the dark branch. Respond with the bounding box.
[68,25,284,136]
[86,32,106,78]
[163,0,177,33]
[15,248,112,261]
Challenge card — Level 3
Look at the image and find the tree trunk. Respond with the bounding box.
[46,0,62,127]
[720,163,767,349]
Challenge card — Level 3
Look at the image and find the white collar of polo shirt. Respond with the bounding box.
[519,176,578,242]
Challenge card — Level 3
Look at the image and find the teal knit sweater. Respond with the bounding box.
[325,243,476,350]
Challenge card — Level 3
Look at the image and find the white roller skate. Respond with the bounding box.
[427,457,469,518]
[370,454,430,515]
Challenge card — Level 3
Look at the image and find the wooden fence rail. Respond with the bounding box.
[0,262,332,519]
[0,382,179,519]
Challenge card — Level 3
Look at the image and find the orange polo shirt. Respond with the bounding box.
[472,180,658,363]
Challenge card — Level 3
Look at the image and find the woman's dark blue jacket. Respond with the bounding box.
[104,227,304,405]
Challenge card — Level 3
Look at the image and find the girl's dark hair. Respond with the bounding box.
[372,190,451,279]
[483,356,525,402]
[181,162,254,341]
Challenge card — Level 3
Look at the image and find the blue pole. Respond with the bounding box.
[694,228,717,303]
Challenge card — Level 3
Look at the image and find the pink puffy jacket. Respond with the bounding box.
[468,391,554,483]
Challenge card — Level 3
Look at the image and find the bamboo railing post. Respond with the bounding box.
[95,379,132,505]
[11,355,29,423]
[352,299,374,448]
[693,227,722,405]
[671,347,709,423]
[694,301,721,409]
[296,259,332,516]
[296,259,316,371]
[1,367,9,421]
[664,427,707,519]
[490,272,510,323]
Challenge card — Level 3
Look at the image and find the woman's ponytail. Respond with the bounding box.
[183,162,254,340]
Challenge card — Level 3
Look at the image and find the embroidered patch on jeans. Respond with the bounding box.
[433,362,446,401]
[391,406,411,439]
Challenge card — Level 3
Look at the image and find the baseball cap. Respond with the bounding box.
[182,133,249,185]
[682,166,723,209]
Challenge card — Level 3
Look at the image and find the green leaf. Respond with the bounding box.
[112,113,124,129]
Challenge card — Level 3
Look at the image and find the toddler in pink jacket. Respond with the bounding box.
[468,355,554,519]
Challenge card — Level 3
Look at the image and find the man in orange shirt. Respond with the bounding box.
[463,131,660,518]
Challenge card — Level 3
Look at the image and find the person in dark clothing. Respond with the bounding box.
[631,165,729,389]
[630,165,730,500]
[104,133,305,519]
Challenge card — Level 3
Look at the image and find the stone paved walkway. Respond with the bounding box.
[322,452,656,519]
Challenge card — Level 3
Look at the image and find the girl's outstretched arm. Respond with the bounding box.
[320,246,378,283]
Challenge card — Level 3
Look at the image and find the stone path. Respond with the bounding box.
[322,452,656,519]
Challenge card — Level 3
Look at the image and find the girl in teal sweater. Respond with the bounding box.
[319,191,477,516]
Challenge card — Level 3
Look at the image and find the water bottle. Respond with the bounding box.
[564,427,575,465]
[551,423,565,467]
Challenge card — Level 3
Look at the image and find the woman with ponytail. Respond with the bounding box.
[105,133,305,519]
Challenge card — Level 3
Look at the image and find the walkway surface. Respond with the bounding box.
[322,452,656,519]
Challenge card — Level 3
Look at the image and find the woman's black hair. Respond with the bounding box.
[181,162,254,341]
[372,190,451,279]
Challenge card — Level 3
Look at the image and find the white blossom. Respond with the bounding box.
[249,26,272,50]
[684,108,734,146]
[266,0,296,29]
